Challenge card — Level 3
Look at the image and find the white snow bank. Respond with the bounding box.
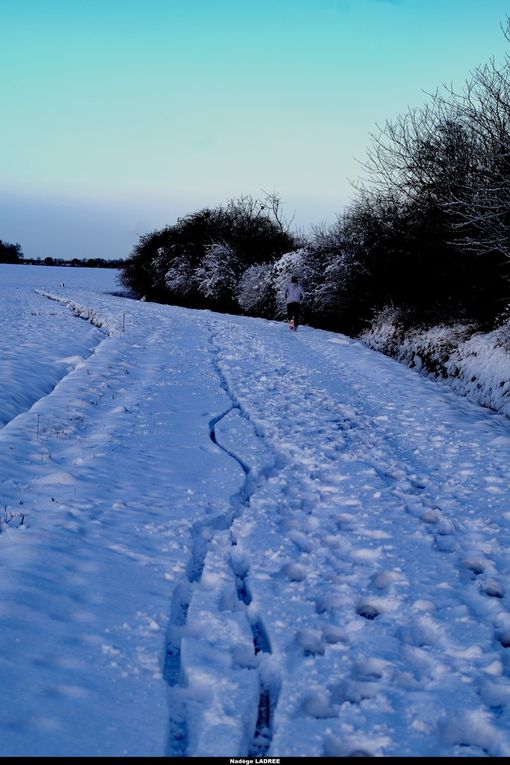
[360,307,510,418]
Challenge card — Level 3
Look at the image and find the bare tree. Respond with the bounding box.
[436,52,510,258]
[260,190,296,234]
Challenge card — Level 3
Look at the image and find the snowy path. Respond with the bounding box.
[208,319,510,757]
[2,266,510,757]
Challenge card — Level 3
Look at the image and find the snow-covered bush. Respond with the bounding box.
[359,305,406,357]
[195,242,240,306]
[361,306,474,376]
[150,247,172,292]
[446,324,510,416]
[165,257,197,298]
[120,195,297,307]
[398,324,475,377]
[237,262,275,317]
[361,307,510,418]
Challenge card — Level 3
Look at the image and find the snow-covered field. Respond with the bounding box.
[2,264,510,757]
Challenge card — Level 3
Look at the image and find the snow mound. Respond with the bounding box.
[361,307,510,418]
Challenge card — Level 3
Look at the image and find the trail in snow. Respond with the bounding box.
[203,318,510,757]
[160,307,510,757]
[207,329,280,757]
[163,327,281,757]
[0,270,244,756]
[2,265,510,757]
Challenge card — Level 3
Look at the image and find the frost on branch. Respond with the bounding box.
[165,258,197,298]
[237,262,274,317]
[195,242,240,305]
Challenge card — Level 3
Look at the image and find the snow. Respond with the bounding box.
[2,263,510,757]
[360,306,510,419]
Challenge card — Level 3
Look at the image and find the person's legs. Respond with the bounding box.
[287,302,298,322]
[293,303,301,329]
[287,303,301,329]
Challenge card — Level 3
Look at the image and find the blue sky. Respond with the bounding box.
[1,0,510,259]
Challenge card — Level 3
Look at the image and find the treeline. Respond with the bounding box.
[0,240,23,264]
[121,30,510,334]
[120,193,299,312]
[0,243,124,269]
[27,256,125,269]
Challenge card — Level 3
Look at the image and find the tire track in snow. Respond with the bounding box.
[209,406,251,475]
[163,326,282,757]
[163,582,192,755]
[207,329,282,756]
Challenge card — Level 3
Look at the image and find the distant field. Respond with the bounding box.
[0,264,119,427]
[0,262,121,293]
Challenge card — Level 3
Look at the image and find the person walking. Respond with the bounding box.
[285,276,305,331]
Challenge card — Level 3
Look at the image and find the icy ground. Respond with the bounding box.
[2,265,510,757]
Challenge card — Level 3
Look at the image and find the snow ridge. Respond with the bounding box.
[360,316,510,419]
[34,290,124,336]
[0,290,105,433]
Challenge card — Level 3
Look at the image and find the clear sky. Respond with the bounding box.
[1,0,510,260]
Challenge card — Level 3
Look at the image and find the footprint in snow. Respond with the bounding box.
[280,561,308,582]
[370,570,404,590]
[315,592,345,615]
[347,751,374,758]
[232,644,259,669]
[353,657,389,680]
[288,529,314,553]
[478,677,510,708]
[300,688,337,719]
[496,629,510,648]
[336,513,357,531]
[322,624,347,644]
[356,603,380,620]
[462,558,486,576]
[295,628,325,656]
[481,579,504,598]
[420,508,442,524]
[329,678,379,705]
[323,734,374,758]
[399,615,443,647]
[433,534,456,552]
